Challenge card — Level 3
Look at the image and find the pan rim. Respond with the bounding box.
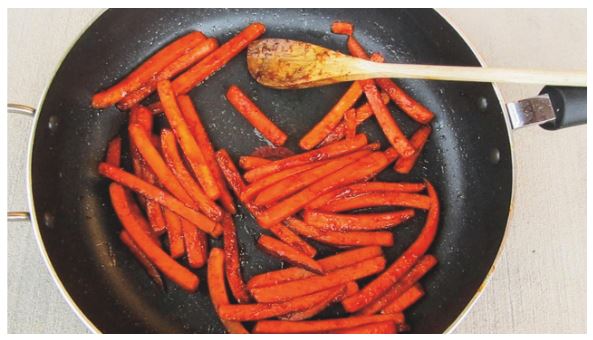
[23,8,516,334]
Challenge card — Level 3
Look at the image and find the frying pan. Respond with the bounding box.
[7,8,586,333]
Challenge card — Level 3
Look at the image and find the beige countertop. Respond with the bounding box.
[7,8,586,333]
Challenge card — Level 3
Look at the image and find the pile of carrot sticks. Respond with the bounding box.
[94,20,439,334]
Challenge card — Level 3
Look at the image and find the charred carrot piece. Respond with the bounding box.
[239,156,272,170]
[280,283,353,321]
[117,38,219,111]
[250,256,386,303]
[243,134,368,183]
[257,235,324,274]
[318,191,431,213]
[382,283,425,314]
[257,151,393,228]
[120,231,164,289]
[215,149,246,197]
[342,180,439,313]
[222,214,251,303]
[285,217,394,247]
[253,313,404,334]
[299,82,363,150]
[162,208,185,258]
[99,163,221,237]
[331,321,397,334]
[226,85,287,146]
[303,209,415,231]
[394,125,432,174]
[105,137,122,166]
[207,248,250,334]
[92,32,206,108]
[331,21,354,36]
[181,218,208,268]
[247,246,382,289]
[109,183,199,292]
[269,224,317,258]
[160,129,223,221]
[158,80,220,199]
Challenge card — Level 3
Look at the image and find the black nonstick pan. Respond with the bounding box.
[10,8,586,333]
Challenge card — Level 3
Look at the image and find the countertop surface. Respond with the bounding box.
[7,8,586,333]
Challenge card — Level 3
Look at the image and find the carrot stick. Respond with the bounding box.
[331,21,354,36]
[158,80,220,199]
[116,38,219,111]
[119,231,164,288]
[347,35,369,59]
[176,95,236,213]
[257,235,324,274]
[239,156,272,170]
[215,149,246,197]
[331,321,397,334]
[394,125,432,174]
[98,163,221,237]
[162,207,185,258]
[318,192,431,213]
[269,224,317,258]
[92,32,206,108]
[359,255,436,315]
[299,81,363,150]
[285,217,394,247]
[303,209,416,231]
[243,134,368,183]
[105,137,122,166]
[207,248,250,334]
[249,256,386,303]
[247,246,382,289]
[280,283,354,321]
[181,218,208,268]
[382,283,425,314]
[342,180,439,313]
[226,85,287,146]
[109,183,199,292]
[257,151,393,227]
[343,108,358,139]
[222,214,251,303]
[129,105,154,132]
[160,128,223,221]
[252,313,404,334]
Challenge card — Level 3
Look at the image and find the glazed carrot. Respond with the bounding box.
[257,235,324,274]
[394,125,432,174]
[222,214,251,303]
[158,80,220,199]
[347,35,369,59]
[318,192,431,213]
[342,180,439,312]
[176,95,236,213]
[331,321,397,334]
[253,149,372,206]
[370,53,434,124]
[280,283,354,321]
[269,224,317,258]
[299,81,363,150]
[99,163,221,237]
[253,313,405,334]
[239,156,272,170]
[303,209,416,231]
[207,248,250,334]
[285,217,394,247]
[249,256,386,303]
[120,231,164,289]
[257,151,392,227]
[116,38,219,110]
[226,85,287,146]
[382,283,425,314]
[331,21,354,36]
[215,149,246,197]
[162,207,185,258]
[160,129,223,221]
[109,183,199,292]
[243,134,368,183]
[181,218,208,268]
[105,137,122,166]
[129,105,154,132]
[343,108,358,139]
[92,32,206,108]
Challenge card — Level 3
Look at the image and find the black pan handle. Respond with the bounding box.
[539,86,587,130]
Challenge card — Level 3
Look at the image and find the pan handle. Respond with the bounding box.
[7,103,35,222]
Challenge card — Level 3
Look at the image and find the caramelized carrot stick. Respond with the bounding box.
[215,149,246,197]
[181,218,208,268]
[117,38,219,110]
[105,137,122,166]
[162,207,185,258]
[318,192,431,213]
[243,134,368,183]
[269,224,317,258]
[257,235,324,274]
[394,125,432,174]
[331,21,354,36]
[222,214,251,303]
[239,156,272,170]
[303,209,416,231]
[253,313,404,333]
[158,80,220,199]
[109,183,199,292]
[342,181,439,313]
[120,231,164,288]
[99,163,221,236]
[382,283,425,314]
[92,32,206,108]
[343,108,358,138]
[331,321,397,334]
[207,248,250,334]
[280,283,355,321]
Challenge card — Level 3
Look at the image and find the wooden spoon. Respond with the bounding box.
[246,39,586,89]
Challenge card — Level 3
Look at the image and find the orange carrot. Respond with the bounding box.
[207,248,250,334]
[105,137,122,166]
[99,163,221,237]
[109,183,199,292]
[129,105,154,132]
[181,218,208,268]
[303,209,416,231]
[299,82,363,150]
[162,207,185,258]
[343,108,358,138]
[394,125,432,174]
[222,214,251,303]
[215,149,246,197]
[92,32,206,108]
[382,283,425,314]
[280,283,355,321]
[119,231,164,289]
[342,181,439,313]
[331,321,397,334]
[249,256,386,303]
[318,191,431,213]
[158,80,220,199]
[269,224,317,258]
[116,38,219,110]
[257,235,324,274]
[243,134,368,183]
[285,217,394,247]
[331,21,354,36]
[239,156,272,170]
[253,313,404,333]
